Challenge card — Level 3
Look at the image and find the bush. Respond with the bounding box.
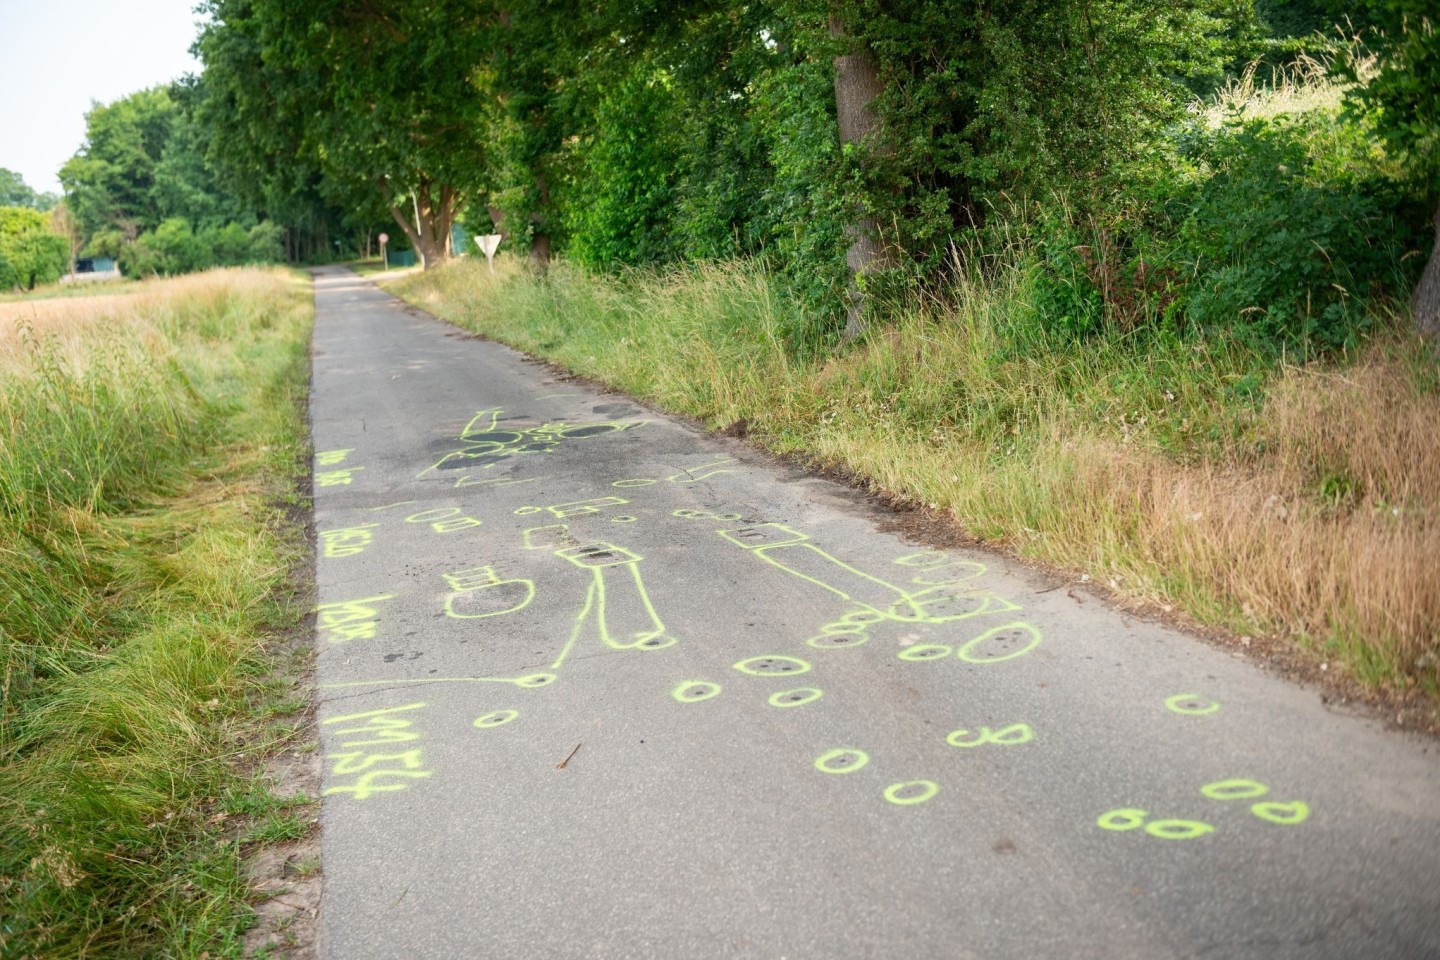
[247,221,285,263]
[0,206,69,290]
[1027,97,1421,353]
[204,221,253,265]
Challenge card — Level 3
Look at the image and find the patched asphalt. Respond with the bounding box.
[308,266,1440,960]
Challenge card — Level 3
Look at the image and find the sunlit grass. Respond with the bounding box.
[0,267,313,957]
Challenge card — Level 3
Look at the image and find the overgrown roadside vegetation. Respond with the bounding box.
[0,268,315,956]
[389,55,1439,723]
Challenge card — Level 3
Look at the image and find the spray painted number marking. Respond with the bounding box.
[322,703,432,799]
[319,523,378,558]
[316,467,363,487]
[315,449,354,466]
[315,595,394,642]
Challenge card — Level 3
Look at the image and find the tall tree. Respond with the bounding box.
[59,88,177,239]
[200,0,498,268]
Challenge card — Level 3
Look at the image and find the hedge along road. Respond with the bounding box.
[308,266,1439,960]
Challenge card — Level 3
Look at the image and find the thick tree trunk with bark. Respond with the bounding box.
[1414,199,1440,340]
[381,176,458,269]
[830,14,897,342]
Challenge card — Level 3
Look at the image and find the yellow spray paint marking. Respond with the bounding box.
[884,781,940,806]
[768,687,823,708]
[316,467,363,487]
[454,475,537,489]
[717,523,1024,640]
[1251,801,1309,825]
[514,496,629,518]
[946,723,1034,748]
[807,631,867,649]
[1097,807,1215,839]
[1166,693,1220,715]
[956,622,1042,663]
[898,644,952,662]
[328,749,425,775]
[672,681,722,703]
[556,542,671,650]
[405,507,481,533]
[522,524,572,550]
[322,704,430,799]
[910,561,988,586]
[323,702,425,748]
[814,748,870,774]
[442,566,536,620]
[673,509,742,522]
[733,655,811,677]
[1145,820,1214,840]
[315,595,394,642]
[317,672,557,690]
[612,478,656,488]
[315,448,354,466]
[1097,808,1149,832]
[1201,778,1269,801]
[667,456,738,483]
[473,710,520,728]
[893,551,947,567]
[319,523,378,558]
[422,406,647,475]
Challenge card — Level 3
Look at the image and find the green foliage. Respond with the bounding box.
[59,87,177,239]
[0,168,58,211]
[566,71,681,270]
[0,207,70,290]
[1027,93,1421,353]
[1348,0,1440,192]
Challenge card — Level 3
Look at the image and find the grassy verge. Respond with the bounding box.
[0,267,314,956]
[388,253,1439,708]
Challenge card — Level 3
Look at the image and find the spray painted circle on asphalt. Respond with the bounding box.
[814,748,870,774]
[1165,693,1220,715]
[807,631,868,649]
[671,681,722,704]
[473,709,520,729]
[884,780,940,805]
[956,622,1042,663]
[768,687,823,708]
[733,655,811,676]
[898,644,952,662]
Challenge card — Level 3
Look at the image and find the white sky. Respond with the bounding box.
[0,0,204,195]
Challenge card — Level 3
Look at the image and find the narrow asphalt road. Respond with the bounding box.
[308,266,1440,959]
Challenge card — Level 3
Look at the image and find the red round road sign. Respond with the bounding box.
[379,232,389,244]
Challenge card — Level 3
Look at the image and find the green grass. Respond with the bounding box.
[0,267,314,957]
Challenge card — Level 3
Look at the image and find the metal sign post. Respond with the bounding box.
[476,234,502,273]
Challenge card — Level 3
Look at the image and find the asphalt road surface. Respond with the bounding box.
[308,267,1440,959]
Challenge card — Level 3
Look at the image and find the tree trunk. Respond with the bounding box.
[1414,199,1440,340]
[381,177,458,269]
[830,14,896,342]
[530,171,552,270]
[488,204,508,242]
